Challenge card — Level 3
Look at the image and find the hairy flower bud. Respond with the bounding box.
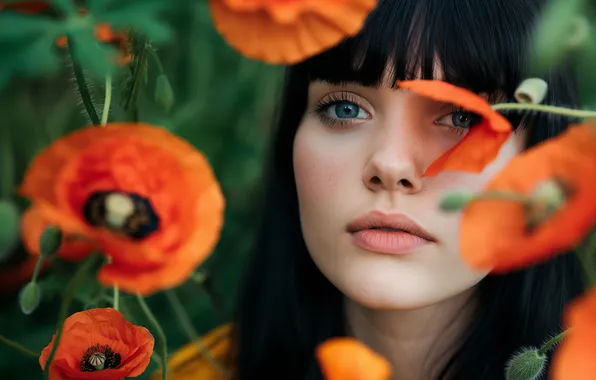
[505,348,547,380]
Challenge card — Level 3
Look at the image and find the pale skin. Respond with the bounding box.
[293,73,527,379]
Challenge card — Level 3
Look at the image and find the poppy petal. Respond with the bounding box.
[397,80,513,176]
[316,337,392,380]
[552,289,596,380]
[460,124,596,272]
[209,0,376,64]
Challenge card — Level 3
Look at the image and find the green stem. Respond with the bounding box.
[113,285,119,311]
[125,38,149,122]
[43,254,104,378]
[136,294,168,380]
[474,190,531,204]
[492,103,596,119]
[30,255,45,283]
[537,330,568,355]
[0,334,39,358]
[164,290,228,376]
[68,38,101,126]
[575,229,596,286]
[101,75,112,126]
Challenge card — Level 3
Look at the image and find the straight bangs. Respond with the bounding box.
[299,0,542,102]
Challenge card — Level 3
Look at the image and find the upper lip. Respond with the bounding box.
[346,211,437,242]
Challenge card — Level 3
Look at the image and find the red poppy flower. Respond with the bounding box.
[39,308,154,380]
[19,123,225,295]
[398,80,513,177]
[209,0,377,64]
[459,123,596,272]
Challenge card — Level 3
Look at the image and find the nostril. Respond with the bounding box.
[399,179,414,189]
[370,176,381,185]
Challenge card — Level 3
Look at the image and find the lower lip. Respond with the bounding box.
[351,229,432,255]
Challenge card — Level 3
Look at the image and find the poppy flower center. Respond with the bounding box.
[82,191,160,240]
[80,344,121,372]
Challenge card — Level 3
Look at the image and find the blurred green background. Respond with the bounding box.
[0,1,284,378]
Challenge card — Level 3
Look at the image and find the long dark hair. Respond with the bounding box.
[231,0,586,379]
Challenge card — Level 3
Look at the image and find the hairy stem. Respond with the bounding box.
[68,39,101,126]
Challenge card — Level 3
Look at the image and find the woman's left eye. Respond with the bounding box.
[323,101,370,120]
[435,109,482,130]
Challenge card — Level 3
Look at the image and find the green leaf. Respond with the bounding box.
[0,13,58,41]
[49,0,78,15]
[70,31,116,79]
[92,0,174,43]
[0,200,20,261]
[17,35,62,76]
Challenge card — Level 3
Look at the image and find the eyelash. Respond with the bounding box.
[314,92,369,128]
[314,94,481,135]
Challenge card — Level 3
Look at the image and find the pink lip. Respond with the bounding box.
[347,211,436,255]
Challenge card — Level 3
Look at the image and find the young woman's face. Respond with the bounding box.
[293,78,526,310]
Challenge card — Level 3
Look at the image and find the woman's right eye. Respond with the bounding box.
[315,99,371,127]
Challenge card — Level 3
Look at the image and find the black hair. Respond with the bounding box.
[231,0,585,379]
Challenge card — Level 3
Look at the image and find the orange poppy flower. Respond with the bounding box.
[552,288,596,380]
[150,324,232,380]
[19,123,225,295]
[398,80,513,177]
[39,308,154,380]
[21,206,96,261]
[56,22,132,65]
[316,337,392,380]
[208,0,377,64]
[459,123,596,272]
[0,1,49,13]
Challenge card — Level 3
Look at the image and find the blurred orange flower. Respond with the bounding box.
[316,337,391,380]
[552,288,596,380]
[19,123,225,295]
[398,80,512,177]
[150,324,232,380]
[21,206,96,261]
[40,308,154,380]
[209,0,377,64]
[460,123,596,272]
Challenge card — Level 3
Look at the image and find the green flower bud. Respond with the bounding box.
[19,281,41,315]
[514,78,548,104]
[505,348,547,380]
[439,192,474,212]
[0,200,20,262]
[39,225,62,258]
[154,74,175,113]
